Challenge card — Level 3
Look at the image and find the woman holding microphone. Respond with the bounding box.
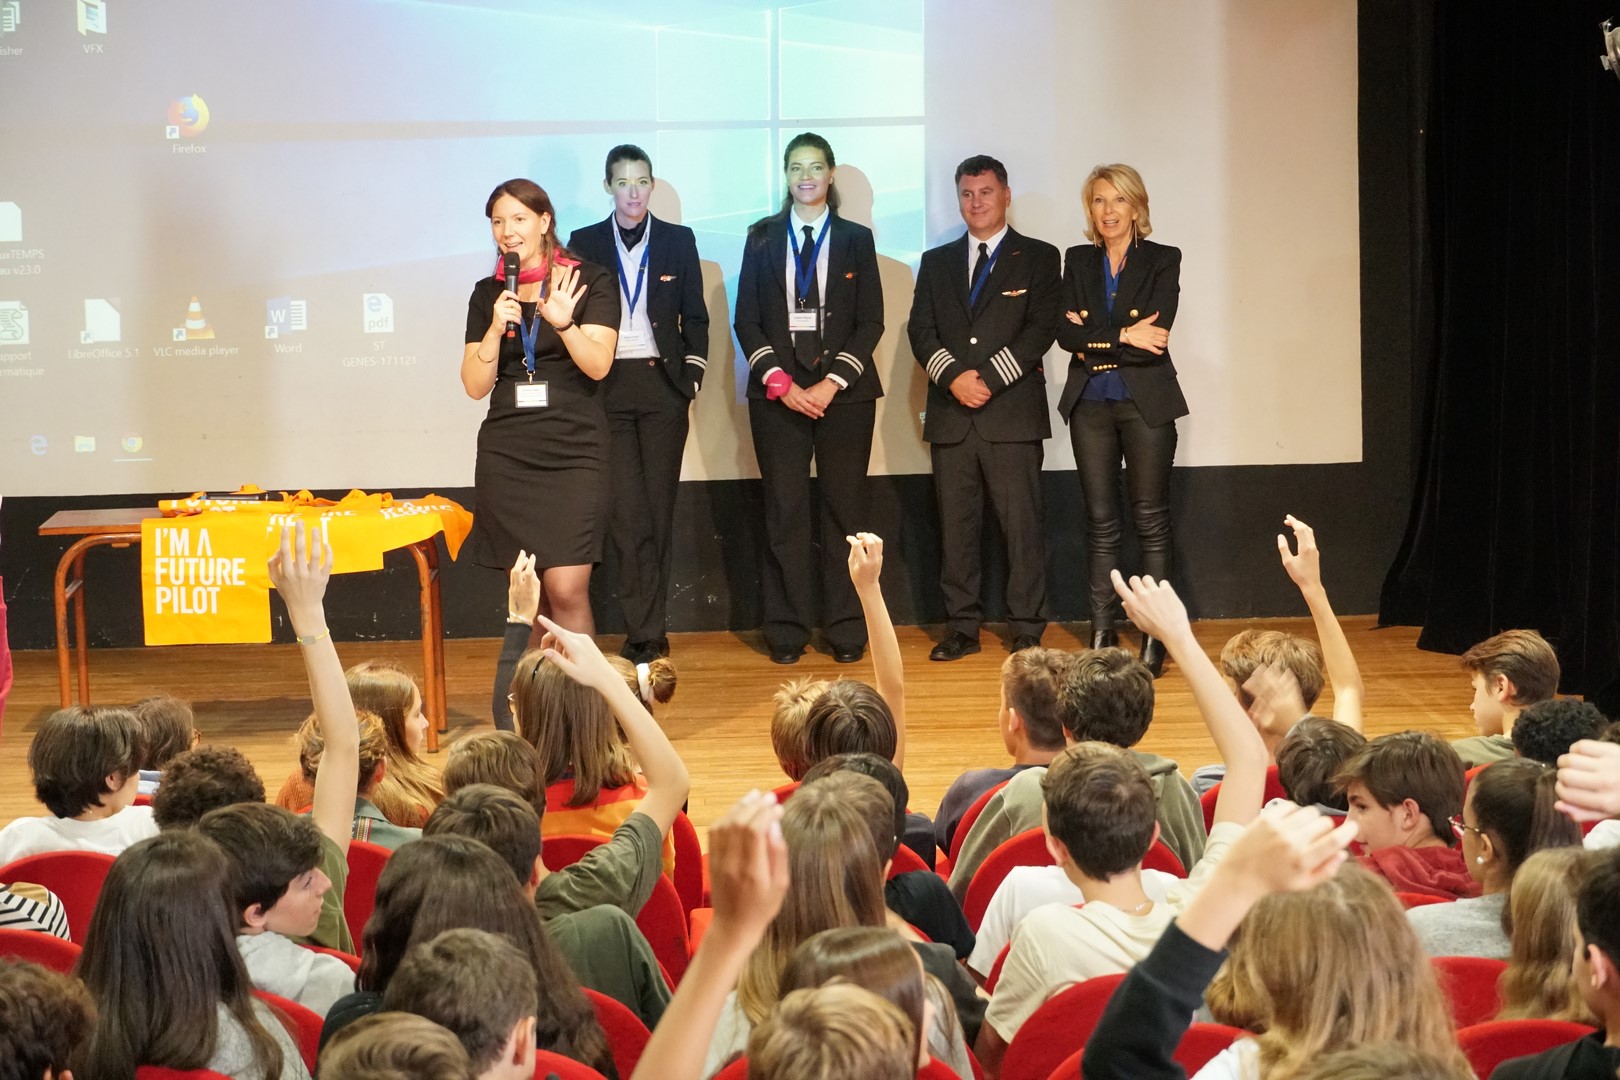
[1056,164,1186,677]
[734,132,884,666]
[460,178,619,727]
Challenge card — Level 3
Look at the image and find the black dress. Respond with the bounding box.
[462,263,620,570]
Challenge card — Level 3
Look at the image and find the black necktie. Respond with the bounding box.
[970,241,991,302]
[795,224,821,365]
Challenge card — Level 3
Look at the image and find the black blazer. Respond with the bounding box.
[1054,239,1189,428]
[733,212,884,404]
[567,214,710,398]
[908,228,1061,444]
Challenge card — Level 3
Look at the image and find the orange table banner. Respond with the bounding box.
[141,489,471,645]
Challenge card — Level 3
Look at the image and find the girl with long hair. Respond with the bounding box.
[75,831,307,1080]
[322,834,616,1078]
[1497,847,1595,1023]
[734,131,884,666]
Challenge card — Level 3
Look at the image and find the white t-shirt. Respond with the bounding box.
[967,864,1182,977]
[1584,820,1620,850]
[983,821,1242,1041]
[0,806,158,865]
[1191,1037,1260,1080]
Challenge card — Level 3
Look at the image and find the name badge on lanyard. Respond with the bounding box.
[517,299,550,408]
[788,216,830,334]
[615,237,651,355]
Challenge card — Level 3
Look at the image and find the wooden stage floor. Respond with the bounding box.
[0,618,1475,834]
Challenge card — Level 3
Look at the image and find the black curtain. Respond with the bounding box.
[1381,2,1620,703]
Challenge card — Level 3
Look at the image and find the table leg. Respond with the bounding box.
[426,542,447,739]
[408,542,442,752]
[53,552,74,708]
[50,533,139,708]
[72,551,89,703]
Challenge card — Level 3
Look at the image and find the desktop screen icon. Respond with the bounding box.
[264,296,307,338]
[165,94,209,139]
[363,293,394,333]
[77,0,106,34]
[81,298,120,343]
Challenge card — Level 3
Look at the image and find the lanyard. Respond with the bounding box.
[518,285,549,379]
[615,235,650,314]
[968,238,1003,307]
[788,215,832,308]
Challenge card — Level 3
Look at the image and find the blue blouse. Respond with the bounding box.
[1080,250,1132,402]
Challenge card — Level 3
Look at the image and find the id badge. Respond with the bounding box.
[788,310,817,333]
[617,329,650,355]
[515,381,549,409]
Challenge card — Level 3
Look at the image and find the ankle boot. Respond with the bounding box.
[1141,635,1167,678]
[1090,626,1119,651]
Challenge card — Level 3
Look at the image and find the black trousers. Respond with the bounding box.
[604,357,690,645]
[748,397,876,652]
[932,426,1048,639]
[1070,398,1177,628]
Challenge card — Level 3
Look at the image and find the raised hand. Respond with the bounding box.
[268,520,332,635]
[1110,570,1192,647]
[507,550,540,624]
[1277,514,1322,591]
[535,613,619,696]
[1120,311,1169,354]
[1243,661,1309,736]
[539,263,586,329]
[707,790,790,945]
[1556,740,1620,822]
[1216,800,1358,897]
[846,532,884,592]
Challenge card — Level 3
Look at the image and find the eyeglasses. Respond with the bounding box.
[1448,814,1485,842]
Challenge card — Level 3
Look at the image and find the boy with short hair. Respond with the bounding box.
[0,705,157,863]
[0,958,95,1080]
[770,677,828,783]
[150,745,266,830]
[1453,629,1560,767]
[933,647,1069,857]
[423,784,670,1027]
[948,646,1205,898]
[1493,847,1620,1078]
[974,571,1270,1073]
[197,801,357,1015]
[441,730,543,815]
[1335,730,1476,900]
[748,984,915,1080]
[318,1012,472,1080]
[384,929,537,1080]
[1274,716,1366,815]
[1511,699,1610,766]
[129,693,198,796]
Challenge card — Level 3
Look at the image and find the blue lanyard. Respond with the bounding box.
[968,239,1003,307]
[1103,252,1123,316]
[788,215,832,308]
[518,286,548,378]
[615,235,650,314]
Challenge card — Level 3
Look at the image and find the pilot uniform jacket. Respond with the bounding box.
[734,212,885,404]
[567,214,710,397]
[910,228,1062,444]
[1054,239,1189,428]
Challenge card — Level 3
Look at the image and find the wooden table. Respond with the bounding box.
[37,508,449,750]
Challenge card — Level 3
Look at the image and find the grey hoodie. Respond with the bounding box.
[238,930,356,1018]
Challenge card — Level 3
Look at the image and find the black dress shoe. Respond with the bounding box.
[929,631,981,662]
[649,638,671,659]
[832,643,865,664]
[1010,634,1042,653]
[770,645,803,665]
[1141,635,1168,678]
[619,640,648,663]
[1090,627,1119,651]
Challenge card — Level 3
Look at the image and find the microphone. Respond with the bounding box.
[503,251,520,338]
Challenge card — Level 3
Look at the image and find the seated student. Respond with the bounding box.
[933,646,1069,856]
[0,704,157,863]
[196,801,358,1017]
[276,660,444,829]
[1334,731,1477,900]
[442,730,543,815]
[975,570,1270,1075]
[802,753,973,959]
[1452,628,1560,768]
[151,744,267,830]
[608,653,679,719]
[506,572,690,876]
[771,677,828,783]
[0,880,70,940]
[130,693,198,796]
[1512,699,1610,766]
[1195,516,1368,793]
[1272,715,1365,816]
[318,1012,472,1080]
[749,984,916,1080]
[423,783,670,1027]
[1492,846,1620,1079]
[949,644,1206,899]
[1407,758,1579,960]
[294,710,422,850]
[76,832,309,1080]
[0,958,93,1080]
[385,929,539,1080]
[1078,802,1472,1080]
[321,834,615,1078]
[1497,847,1595,1024]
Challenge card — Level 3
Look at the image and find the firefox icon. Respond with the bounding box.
[165,95,210,138]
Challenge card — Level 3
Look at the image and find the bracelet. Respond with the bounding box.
[296,627,330,646]
[553,320,574,333]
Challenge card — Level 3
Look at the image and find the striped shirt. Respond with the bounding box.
[0,882,72,940]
